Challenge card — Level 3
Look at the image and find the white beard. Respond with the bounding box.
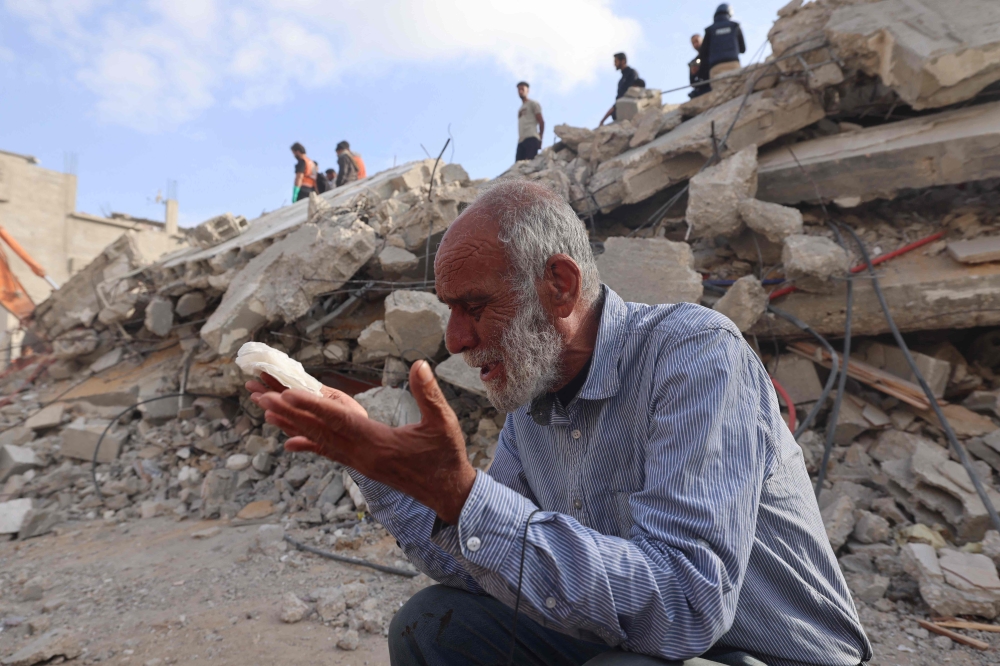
[463,292,565,413]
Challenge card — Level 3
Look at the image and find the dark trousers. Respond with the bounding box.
[295,186,314,202]
[388,585,768,666]
[516,137,541,162]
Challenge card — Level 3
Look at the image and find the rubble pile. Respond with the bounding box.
[3,0,1000,658]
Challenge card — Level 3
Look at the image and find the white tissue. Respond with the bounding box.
[235,342,323,395]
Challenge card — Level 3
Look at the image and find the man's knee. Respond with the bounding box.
[388,585,482,663]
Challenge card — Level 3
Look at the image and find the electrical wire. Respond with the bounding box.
[507,508,542,666]
[284,534,418,578]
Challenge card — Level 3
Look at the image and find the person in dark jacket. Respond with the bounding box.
[697,4,746,85]
[688,34,709,98]
[335,140,359,187]
[599,52,640,125]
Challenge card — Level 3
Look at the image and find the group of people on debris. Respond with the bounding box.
[290,140,367,203]
[514,3,745,162]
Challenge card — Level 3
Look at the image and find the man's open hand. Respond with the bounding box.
[247,361,476,524]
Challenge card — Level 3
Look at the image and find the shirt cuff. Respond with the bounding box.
[443,469,538,572]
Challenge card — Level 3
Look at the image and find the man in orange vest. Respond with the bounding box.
[291,142,318,202]
[335,141,366,186]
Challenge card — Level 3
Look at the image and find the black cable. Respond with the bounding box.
[766,305,840,439]
[838,222,1000,534]
[283,535,418,578]
[424,137,452,284]
[508,508,542,666]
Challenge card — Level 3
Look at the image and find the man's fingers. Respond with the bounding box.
[283,436,325,457]
[408,360,452,426]
[245,379,270,395]
[259,373,287,393]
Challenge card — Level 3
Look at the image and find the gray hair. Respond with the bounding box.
[471,179,601,307]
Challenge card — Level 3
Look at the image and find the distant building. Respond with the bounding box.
[0,148,185,338]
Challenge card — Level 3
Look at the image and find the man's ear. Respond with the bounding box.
[542,254,582,319]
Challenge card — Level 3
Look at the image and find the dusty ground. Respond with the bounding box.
[0,516,428,665]
[1,516,998,666]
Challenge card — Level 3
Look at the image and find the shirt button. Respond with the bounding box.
[571,429,582,440]
[466,536,482,552]
[545,596,557,609]
[573,498,583,509]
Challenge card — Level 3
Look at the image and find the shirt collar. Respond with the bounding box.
[527,285,626,424]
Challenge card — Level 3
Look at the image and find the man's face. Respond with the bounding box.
[691,35,702,51]
[326,171,335,180]
[292,149,301,159]
[517,84,529,101]
[614,57,625,70]
[436,209,564,412]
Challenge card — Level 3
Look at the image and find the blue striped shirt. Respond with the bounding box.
[355,287,871,666]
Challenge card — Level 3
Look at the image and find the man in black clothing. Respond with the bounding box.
[697,4,746,85]
[688,34,709,99]
[599,52,639,126]
[335,140,359,187]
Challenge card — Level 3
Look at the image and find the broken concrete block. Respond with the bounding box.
[89,347,123,374]
[201,468,238,518]
[175,291,207,317]
[870,429,924,463]
[23,403,65,431]
[821,494,856,550]
[590,123,635,164]
[910,441,1000,541]
[825,0,1000,111]
[201,219,377,355]
[553,125,595,151]
[629,106,682,149]
[853,511,891,544]
[322,340,350,363]
[354,386,421,427]
[903,543,1000,618]
[435,354,486,397]
[857,340,951,399]
[51,328,99,360]
[0,445,40,483]
[383,291,450,362]
[615,87,661,123]
[0,628,82,666]
[767,355,823,404]
[833,399,871,446]
[596,237,703,306]
[686,145,758,239]
[984,530,1000,567]
[844,572,890,603]
[17,507,61,540]
[59,420,127,463]
[0,498,33,535]
[144,296,174,337]
[381,356,409,388]
[0,427,34,448]
[355,320,400,362]
[737,199,803,244]
[782,235,849,293]
[440,163,469,185]
[712,275,766,332]
[377,246,419,274]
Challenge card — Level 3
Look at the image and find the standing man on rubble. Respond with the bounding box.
[515,81,545,162]
[335,141,359,187]
[251,179,872,666]
[688,34,709,98]
[599,52,640,125]
[698,4,746,83]
[290,142,317,202]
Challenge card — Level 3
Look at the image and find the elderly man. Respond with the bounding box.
[250,180,871,666]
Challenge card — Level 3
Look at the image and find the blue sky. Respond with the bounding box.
[0,0,789,228]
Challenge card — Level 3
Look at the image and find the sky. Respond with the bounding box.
[0,0,791,228]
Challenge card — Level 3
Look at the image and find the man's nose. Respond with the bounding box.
[445,310,478,355]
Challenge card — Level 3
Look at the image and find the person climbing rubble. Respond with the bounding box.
[335,140,361,187]
[515,81,545,162]
[290,142,317,202]
[252,180,872,666]
[698,3,746,84]
[599,52,641,126]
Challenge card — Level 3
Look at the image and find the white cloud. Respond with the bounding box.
[4,0,641,132]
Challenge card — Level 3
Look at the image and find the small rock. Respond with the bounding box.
[853,511,891,544]
[337,629,360,651]
[144,296,174,337]
[251,451,272,474]
[782,235,849,293]
[341,582,369,609]
[737,198,803,244]
[237,500,275,520]
[315,587,346,621]
[821,494,856,550]
[279,592,310,623]
[27,616,50,635]
[191,526,221,539]
[226,454,251,471]
[932,635,952,650]
[175,291,207,317]
[712,275,767,332]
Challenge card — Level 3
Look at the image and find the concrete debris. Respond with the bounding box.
[596,237,703,305]
[354,387,421,428]
[0,445,40,482]
[435,355,486,398]
[280,592,311,623]
[821,494,856,551]
[23,403,65,431]
[686,145,759,239]
[737,199,803,244]
[782,234,849,293]
[767,355,823,404]
[713,276,767,332]
[383,290,450,362]
[615,86,661,123]
[0,629,81,666]
[60,420,127,463]
[190,213,248,248]
[902,543,1000,618]
[0,498,33,534]
[144,296,174,337]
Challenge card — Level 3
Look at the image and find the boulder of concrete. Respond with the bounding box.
[378,246,419,275]
[0,427,33,448]
[767,355,823,405]
[821,494,856,550]
[175,291,207,317]
[737,199,803,244]
[910,442,1000,541]
[59,420,127,463]
[686,145,758,239]
[0,445,40,483]
[17,507,61,539]
[435,354,487,397]
[853,510,891,544]
[713,276,767,332]
[355,320,401,362]
[857,340,951,399]
[201,219,377,355]
[782,235,849,293]
[596,237,703,306]
[844,572,890,603]
[825,0,1000,111]
[902,543,1000,618]
[0,498,33,535]
[23,403,65,431]
[51,328,99,360]
[144,296,174,337]
[383,290,450,362]
[615,87,662,123]
[629,106,683,149]
[590,124,635,164]
[354,386,421,427]
[440,163,469,185]
[553,125,595,151]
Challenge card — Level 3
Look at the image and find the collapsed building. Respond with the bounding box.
[3,0,1000,656]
